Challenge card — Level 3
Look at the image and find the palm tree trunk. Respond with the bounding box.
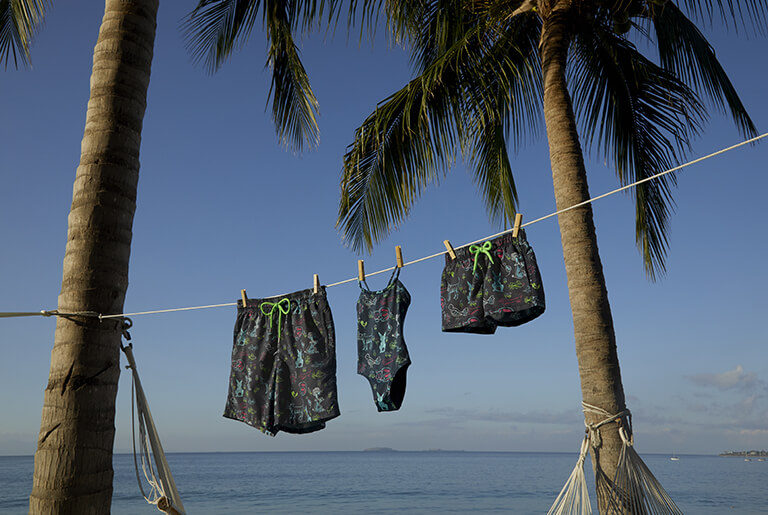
[540,2,627,512]
[29,1,158,513]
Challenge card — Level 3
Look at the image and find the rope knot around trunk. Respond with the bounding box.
[582,402,630,449]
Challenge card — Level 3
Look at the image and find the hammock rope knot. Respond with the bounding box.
[582,402,631,449]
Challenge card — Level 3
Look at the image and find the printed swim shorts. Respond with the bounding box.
[357,267,412,412]
[223,287,340,436]
[440,230,545,334]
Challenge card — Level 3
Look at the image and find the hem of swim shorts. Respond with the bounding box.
[492,305,546,327]
[277,411,341,435]
[441,324,497,335]
[222,411,277,437]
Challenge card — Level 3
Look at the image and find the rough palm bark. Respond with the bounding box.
[540,2,626,511]
[29,0,158,513]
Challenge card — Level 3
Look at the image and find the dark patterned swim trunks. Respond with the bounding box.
[357,267,412,412]
[224,287,339,436]
[440,230,545,334]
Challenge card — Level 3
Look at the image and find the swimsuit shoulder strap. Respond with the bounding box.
[387,266,401,286]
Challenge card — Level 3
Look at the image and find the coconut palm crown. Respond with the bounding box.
[337,0,763,279]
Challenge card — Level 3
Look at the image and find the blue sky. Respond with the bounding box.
[1,4,766,458]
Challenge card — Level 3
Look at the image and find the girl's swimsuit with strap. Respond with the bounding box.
[356,267,412,412]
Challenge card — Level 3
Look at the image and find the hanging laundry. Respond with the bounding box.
[223,288,339,436]
[356,267,412,411]
[440,230,545,334]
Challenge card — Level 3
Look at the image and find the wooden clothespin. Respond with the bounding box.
[313,274,320,294]
[395,246,404,268]
[512,213,523,238]
[443,240,457,260]
[240,289,248,307]
[358,260,366,282]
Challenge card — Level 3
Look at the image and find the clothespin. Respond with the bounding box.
[443,240,457,260]
[358,260,366,281]
[395,246,404,268]
[512,213,523,238]
[240,289,248,307]
[313,274,320,294]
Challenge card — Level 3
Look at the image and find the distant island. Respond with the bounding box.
[361,447,462,452]
[719,450,767,457]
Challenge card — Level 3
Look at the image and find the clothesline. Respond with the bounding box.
[2,132,766,321]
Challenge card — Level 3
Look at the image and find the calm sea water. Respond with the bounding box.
[1,452,766,514]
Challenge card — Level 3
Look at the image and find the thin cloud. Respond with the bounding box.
[686,365,758,391]
[422,407,582,426]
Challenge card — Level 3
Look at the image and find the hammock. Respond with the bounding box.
[121,340,186,515]
[549,404,681,515]
[605,426,682,514]
[547,434,593,515]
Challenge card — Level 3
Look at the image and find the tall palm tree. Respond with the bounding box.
[8,0,326,512]
[336,0,764,510]
[27,2,159,512]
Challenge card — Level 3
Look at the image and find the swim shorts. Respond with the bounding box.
[357,267,412,412]
[224,287,340,436]
[440,229,545,334]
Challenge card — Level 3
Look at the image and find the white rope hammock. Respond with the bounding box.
[121,337,186,515]
[607,427,682,514]
[547,434,593,515]
[549,403,682,514]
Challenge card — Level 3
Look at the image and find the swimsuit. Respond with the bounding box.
[224,287,339,435]
[357,268,412,411]
[440,230,545,334]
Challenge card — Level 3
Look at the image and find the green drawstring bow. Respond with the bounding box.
[260,298,291,340]
[469,241,494,274]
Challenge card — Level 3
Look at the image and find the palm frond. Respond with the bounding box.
[183,0,262,73]
[466,116,519,228]
[265,1,320,150]
[651,3,757,138]
[338,8,541,252]
[0,0,49,69]
[183,0,326,151]
[337,72,461,252]
[462,13,542,226]
[345,0,426,46]
[676,0,768,31]
[571,22,706,279]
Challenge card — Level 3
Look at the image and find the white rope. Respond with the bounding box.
[122,341,186,515]
[607,427,683,514]
[582,402,630,450]
[547,435,593,515]
[4,132,765,321]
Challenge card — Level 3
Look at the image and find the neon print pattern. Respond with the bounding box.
[357,267,412,412]
[224,287,339,436]
[440,230,545,334]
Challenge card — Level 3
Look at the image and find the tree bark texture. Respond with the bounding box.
[540,2,628,512]
[29,1,158,513]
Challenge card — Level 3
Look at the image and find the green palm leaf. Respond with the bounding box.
[677,0,768,29]
[337,8,541,252]
[652,2,757,137]
[571,20,706,279]
[183,0,340,151]
[0,0,48,69]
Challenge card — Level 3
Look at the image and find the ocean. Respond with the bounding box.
[1,451,766,514]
